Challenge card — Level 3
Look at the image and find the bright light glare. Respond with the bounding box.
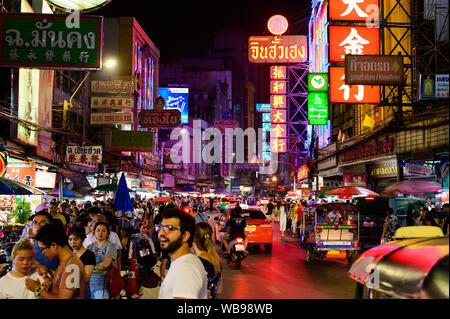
[104,59,117,68]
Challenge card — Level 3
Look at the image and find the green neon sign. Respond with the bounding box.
[308,92,328,125]
[308,73,328,92]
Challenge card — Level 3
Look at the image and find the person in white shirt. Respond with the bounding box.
[0,239,45,299]
[158,208,208,299]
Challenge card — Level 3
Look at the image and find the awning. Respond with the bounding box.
[59,168,92,196]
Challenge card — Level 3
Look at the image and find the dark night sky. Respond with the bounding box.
[94,0,312,63]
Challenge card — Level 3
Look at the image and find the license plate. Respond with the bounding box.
[235,244,245,252]
[323,241,351,246]
[245,226,256,231]
[327,250,340,255]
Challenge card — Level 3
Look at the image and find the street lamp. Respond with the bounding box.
[272,176,278,182]
[104,59,117,69]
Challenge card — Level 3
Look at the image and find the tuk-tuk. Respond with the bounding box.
[348,226,449,299]
[300,202,361,264]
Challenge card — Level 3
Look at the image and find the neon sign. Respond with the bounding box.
[248,35,308,63]
[329,26,380,62]
[267,15,289,36]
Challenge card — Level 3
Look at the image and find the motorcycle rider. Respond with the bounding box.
[221,206,249,256]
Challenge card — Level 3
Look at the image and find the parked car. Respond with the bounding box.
[352,196,430,251]
[349,226,448,299]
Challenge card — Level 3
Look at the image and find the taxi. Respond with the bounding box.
[217,204,273,253]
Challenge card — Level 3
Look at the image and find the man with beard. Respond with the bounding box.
[157,208,208,299]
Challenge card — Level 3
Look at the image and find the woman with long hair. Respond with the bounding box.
[193,222,222,299]
[402,206,417,227]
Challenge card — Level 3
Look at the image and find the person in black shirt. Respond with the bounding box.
[221,207,249,255]
[68,226,95,299]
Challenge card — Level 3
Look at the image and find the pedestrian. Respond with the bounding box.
[438,203,448,228]
[417,203,428,225]
[157,208,208,299]
[193,222,222,299]
[381,208,399,244]
[273,202,279,224]
[0,239,44,299]
[424,210,439,226]
[68,226,95,298]
[25,223,86,299]
[49,202,67,228]
[328,209,343,225]
[279,200,287,237]
[87,221,117,299]
[402,206,418,227]
[26,211,60,274]
[291,202,299,237]
[265,200,274,223]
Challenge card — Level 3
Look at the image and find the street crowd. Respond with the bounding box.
[0,196,223,299]
[0,194,448,300]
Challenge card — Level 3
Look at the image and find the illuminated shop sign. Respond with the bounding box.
[329,0,380,22]
[329,67,380,103]
[248,35,307,63]
[329,26,379,62]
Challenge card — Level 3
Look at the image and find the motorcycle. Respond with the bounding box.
[225,236,248,270]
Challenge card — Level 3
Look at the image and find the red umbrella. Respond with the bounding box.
[381,180,442,195]
[152,196,173,202]
[326,186,379,196]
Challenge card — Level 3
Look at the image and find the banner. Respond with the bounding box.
[404,163,433,177]
[343,174,367,187]
[0,13,103,69]
[4,161,36,187]
[248,35,308,63]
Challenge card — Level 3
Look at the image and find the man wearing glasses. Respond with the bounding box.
[157,208,208,299]
[27,211,60,273]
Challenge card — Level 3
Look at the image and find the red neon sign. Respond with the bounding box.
[329,67,380,103]
[329,26,379,62]
[329,0,380,22]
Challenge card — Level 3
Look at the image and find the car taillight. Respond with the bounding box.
[236,238,244,244]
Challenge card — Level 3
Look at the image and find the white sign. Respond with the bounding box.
[66,146,103,164]
[91,97,133,109]
[90,112,133,125]
[91,81,134,94]
[405,163,433,176]
[436,74,449,98]
[35,171,56,189]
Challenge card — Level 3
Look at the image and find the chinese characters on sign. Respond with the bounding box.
[330,67,380,103]
[0,14,103,69]
[66,146,102,164]
[248,35,308,63]
[4,162,36,187]
[329,26,380,62]
[270,64,288,153]
[270,66,287,79]
[90,97,133,109]
[329,0,380,22]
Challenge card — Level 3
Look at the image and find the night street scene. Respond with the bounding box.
[0,0,449,305]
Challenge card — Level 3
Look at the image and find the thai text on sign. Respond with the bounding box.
[139,109,181,128]
[91,80,134,94]
[248,35,307,63]
[66,146,102,164]
[0,13,103,69]
[344,55,404,85]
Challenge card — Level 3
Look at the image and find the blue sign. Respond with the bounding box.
[263,142,270,152]
[262,113,271,122]
[262,123,271,132]
[262,152,271,161]
[158,87,189,124]
[257,104,271,112]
